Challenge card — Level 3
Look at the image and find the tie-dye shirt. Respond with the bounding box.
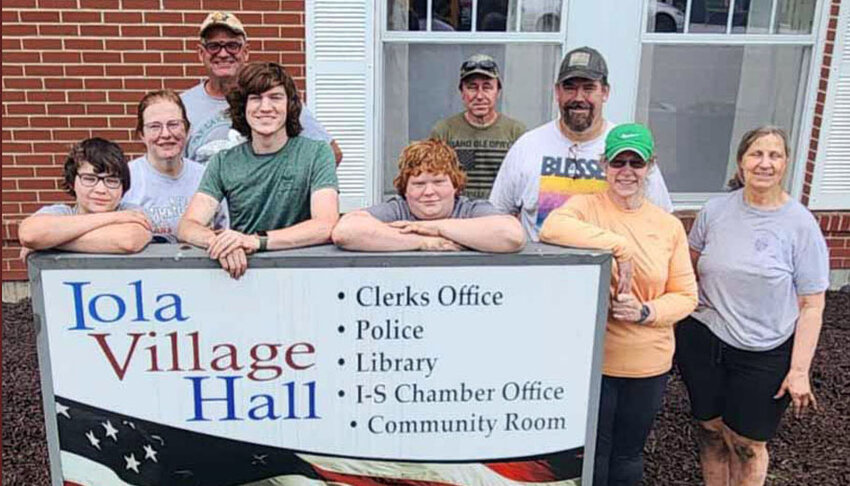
[489,120,673,241]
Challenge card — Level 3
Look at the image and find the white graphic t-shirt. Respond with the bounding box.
[489,120,673,241]
[122,156,228,242]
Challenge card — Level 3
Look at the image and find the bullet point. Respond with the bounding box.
[338,390,345,397]
[350,421,357,428]
[338,325,345,333]
[338,358,345,366]
[338,292,345,300]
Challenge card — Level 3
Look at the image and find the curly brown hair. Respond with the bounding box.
[393,139,467,196]
[135,89,191,137]
[226,62,302,140]
[62,138,130,197]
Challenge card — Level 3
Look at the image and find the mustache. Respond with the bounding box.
[565,101,593,111]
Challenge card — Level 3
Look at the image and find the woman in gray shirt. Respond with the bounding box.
[675,126,829,486]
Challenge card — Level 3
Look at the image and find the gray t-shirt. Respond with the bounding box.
[689,190,829,351]
[181,81,332,164]
[35,202,141,215]
[122,156,228,243]
[366,195,502,222]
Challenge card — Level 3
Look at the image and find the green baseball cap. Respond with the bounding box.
[605,123,654,161]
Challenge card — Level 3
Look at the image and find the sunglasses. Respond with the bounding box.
[607,157,648,169]
[461,59,498,73]
[202,41,244,55]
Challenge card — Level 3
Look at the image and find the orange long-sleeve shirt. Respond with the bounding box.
[540,192,698,378]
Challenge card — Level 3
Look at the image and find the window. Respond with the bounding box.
[379,0,568,197]
[386,0,563,32]
[638,0,821,207]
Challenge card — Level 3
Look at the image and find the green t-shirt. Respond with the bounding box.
[198,136,338,234]
[430,112,526,199]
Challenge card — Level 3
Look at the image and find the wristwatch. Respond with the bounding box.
[637,304,650,324]
[257,231,268,252]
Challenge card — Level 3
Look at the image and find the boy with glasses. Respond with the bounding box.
[181,11,343,165]
[430,54,526,199]
[18,138,152,255]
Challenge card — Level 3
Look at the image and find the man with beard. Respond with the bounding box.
[181,11,343,165]
[430,54,526,199]
[489,46,672,241]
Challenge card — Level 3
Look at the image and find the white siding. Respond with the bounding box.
[306,0,375,212]
[810,2,850,209]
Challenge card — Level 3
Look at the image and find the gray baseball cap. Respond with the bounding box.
[557,46,608,83]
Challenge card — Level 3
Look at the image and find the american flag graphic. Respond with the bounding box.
[454,148,509,200]
[54,397,583,486]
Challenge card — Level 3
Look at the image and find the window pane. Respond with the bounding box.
[636,44,810,193]
[478,0,516,31]
[432,0,473,31]
[688,0,730,33]
[521,0,562,32]
[387,0,563,32]
[382,43,560,196]
[731,0,773,33]
[647,0,686,33]
[775,0,816,34]
[387,0,424,31]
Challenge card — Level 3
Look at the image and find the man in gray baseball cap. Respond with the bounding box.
[430,53,526,199]
[490,46,673,241]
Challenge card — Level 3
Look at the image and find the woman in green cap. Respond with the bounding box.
[540,122,697,486]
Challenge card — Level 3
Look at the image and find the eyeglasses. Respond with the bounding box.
[202,41,244,55]
[77,173,122,189]
[608,157,648,169]
[461,58,498,73]
[143,120,186,136]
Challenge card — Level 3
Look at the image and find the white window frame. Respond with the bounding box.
[373,0,571,201]
[637,0,829,210]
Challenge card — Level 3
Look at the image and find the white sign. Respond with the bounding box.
[38,262,604,483]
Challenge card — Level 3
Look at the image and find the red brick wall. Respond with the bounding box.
[805,0,850,270]
[2,1,306,280]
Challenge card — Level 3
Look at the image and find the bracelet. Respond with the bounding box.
[258,235,268,252]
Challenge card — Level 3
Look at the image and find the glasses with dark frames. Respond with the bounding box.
[202,41,244,55]
[77,173,122,189]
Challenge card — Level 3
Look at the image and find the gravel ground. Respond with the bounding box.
[3,293,849,485]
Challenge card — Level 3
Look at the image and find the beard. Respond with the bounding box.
[560,101,595,132]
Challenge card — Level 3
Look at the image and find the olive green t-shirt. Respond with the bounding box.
[198,136,338,234]
[430,112,526,199]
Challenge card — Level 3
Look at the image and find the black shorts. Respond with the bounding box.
[674,316,792,441]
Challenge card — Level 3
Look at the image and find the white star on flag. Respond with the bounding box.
[124,453,141,474]
[56,402,70,419]
[85,430,101,450]
[143,444,158,463]
[101,420,119,442]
